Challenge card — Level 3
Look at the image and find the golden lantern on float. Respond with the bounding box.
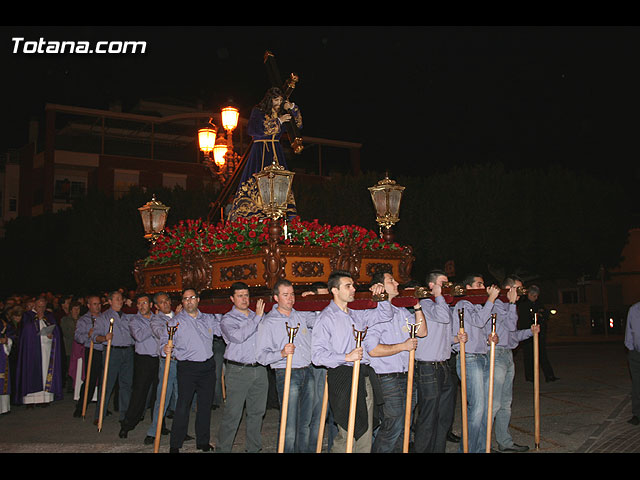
[138,195,170,244]
[254,162,295,221]
[368,172,405,243]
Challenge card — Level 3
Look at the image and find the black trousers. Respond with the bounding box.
[74,348,103,413]
[170,356,216,449]
[121,353,159,431]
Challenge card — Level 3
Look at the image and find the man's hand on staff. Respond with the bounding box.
[345,347,363,363]
[455,331,468,344]
[402,338,418,351]
[281,343,295,357]
[531,324,541,335]
[163,343,173,356]
[488,332,499,344]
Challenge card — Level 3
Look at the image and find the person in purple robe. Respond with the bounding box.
[1,314,17,414]
[13,297,64,406]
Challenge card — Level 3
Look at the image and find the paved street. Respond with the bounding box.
[1,336,637,455]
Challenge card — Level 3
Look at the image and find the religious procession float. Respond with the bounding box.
[132,51,509,313]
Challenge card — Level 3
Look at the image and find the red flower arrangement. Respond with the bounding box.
[143,216,401,266]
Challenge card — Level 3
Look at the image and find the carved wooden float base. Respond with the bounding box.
[134,243,415,297]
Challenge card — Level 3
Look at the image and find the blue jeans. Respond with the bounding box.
[372,372,417,453]
[146,358,177,437]
[492,348,515,449]
[457,353,489,453]
[414,361,455,453]
[275,366,314,453]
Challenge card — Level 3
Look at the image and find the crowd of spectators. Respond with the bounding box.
[0,288,138,413]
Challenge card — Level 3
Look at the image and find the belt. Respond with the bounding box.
[417,360,448,366]
[225,359,260,367]
[111,345,133,349]
[377,372,408,378]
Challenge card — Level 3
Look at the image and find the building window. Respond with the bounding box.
[560,289,579,304]
[114,169,139,199]
[9,197,17,212]
[54,177,86,203]
[163,173,187,190]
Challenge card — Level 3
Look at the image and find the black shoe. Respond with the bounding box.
[184,434,194,442]
[162,426,171,435]
[197,444,215,452]
[119,428,128,439]
[628,416,640,425]
[169,447,179,453]
[545,377,559,383]
[447,432,461,443]
[144,436,155,445]
[166,410,174,419]
[73,408,82,418]
[498,443,529,453]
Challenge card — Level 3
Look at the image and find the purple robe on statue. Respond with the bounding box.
[13,311,64,404]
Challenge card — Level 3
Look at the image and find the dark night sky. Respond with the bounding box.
[2,25,639,183]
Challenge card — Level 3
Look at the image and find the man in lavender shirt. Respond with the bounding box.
[625,301,640,426]
[488,275,529,452]
[256,278,316,452]
[365,271,426,453]
[92,290,134,425]
[119,294,159,438]
[450,274,500,453]
[217,282,267,453]
[413,269,460,453]
[161,288,218,453]
[311,270,391,453]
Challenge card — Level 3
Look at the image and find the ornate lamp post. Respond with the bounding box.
[138,194,170,244]
[254,162,295,289]
[368,173,405,243]
[198,105,240,184]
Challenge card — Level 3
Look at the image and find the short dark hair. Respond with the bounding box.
[462,274,483,288]
[273,278,293,296]
[370,271,390,287]
[328,270,352,293]
[181,287,199,298]
[308,282,328,293]
[230,282,249,296]
[502,274,523,289]
[135,293,152,304]
[426,269,447,286]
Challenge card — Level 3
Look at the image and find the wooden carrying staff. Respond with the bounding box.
[458,308,469,453]
[278,322,300,453]
[485,313,497,453]
[154,323,179,453]
[316,372,329,453]
[534,312,541,450]
[402,318,421,453]
[346,326,367,453]
[97,318,114,432]
[81,317,96,419]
